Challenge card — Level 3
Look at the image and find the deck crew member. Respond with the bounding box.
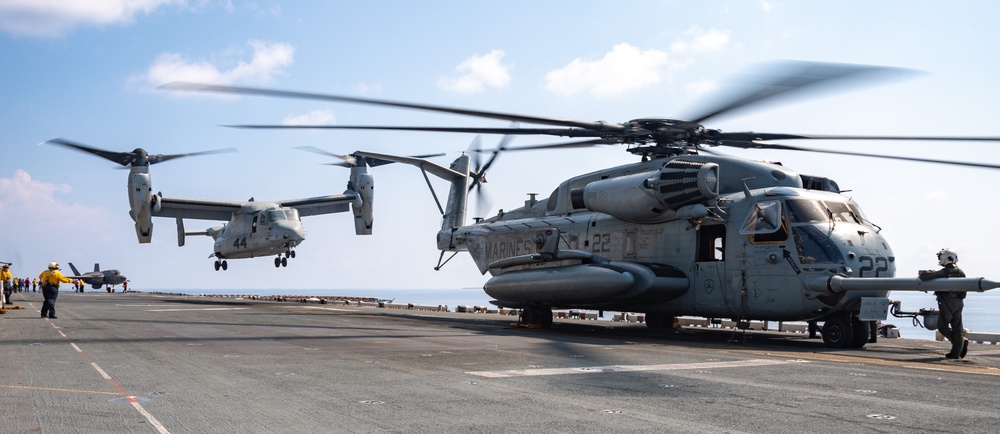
[39,262,72,319]
[919,248,969,359]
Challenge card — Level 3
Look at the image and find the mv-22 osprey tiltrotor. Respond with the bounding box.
[167,61,1000,347]
[48,139,374,270]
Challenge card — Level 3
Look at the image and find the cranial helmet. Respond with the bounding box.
[937,248,958,267]
[48,261,59,270]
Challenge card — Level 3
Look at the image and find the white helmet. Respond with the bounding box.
[48,261,59,270]
[937,248,958,267]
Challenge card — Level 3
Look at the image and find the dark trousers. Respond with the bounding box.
[41,285,58,318]
[938,295,964,355]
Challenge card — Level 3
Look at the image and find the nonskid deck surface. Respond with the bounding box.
[2,291,999,433]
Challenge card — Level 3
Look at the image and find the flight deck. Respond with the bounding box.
[2,291,999,433]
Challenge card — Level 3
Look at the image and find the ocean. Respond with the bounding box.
[159,287,999,342]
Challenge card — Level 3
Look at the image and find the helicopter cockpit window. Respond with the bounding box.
[826,201,862,224]
[785,199,828,223]
[741,200,788,243]
[285,208,300,221]
[741,201,782,234]
[792,225,845,264]
[267,210,286,221]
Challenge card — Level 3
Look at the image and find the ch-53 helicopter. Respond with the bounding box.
[68,262,127,290]
[166,61,1000,348]
[48,139,374,270]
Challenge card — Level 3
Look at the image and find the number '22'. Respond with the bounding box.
[858,256,888,277]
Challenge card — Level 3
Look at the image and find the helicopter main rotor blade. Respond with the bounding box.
[718,140,1000,170]
[163,82,625,132]
[497,138,622,151]
[686,61,911,125]
[224,124,604,138]
[720,132,1000,142]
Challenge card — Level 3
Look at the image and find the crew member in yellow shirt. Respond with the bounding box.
[1,263,12,305]
[39,262,72,319]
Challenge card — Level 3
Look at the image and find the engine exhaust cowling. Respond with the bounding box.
[570,160,719,223]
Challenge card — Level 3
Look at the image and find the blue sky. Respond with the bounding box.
[2,1,999,297]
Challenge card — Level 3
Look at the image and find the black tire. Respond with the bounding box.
[222,260,228,271]
[214,261,221,271]
[274,258,281,268]
[538,305,553,329]
[849,317,870,348]
[646,312,673,329]
[822,315,854,348]
[520,307,537,325]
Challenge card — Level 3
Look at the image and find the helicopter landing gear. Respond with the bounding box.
[821,313,873,348]
[214,260,228,271]
[644,312,675,329]
[821,313,855,348]
[518,305,553,329]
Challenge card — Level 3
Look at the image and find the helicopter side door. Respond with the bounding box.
[730,199,804,319]
[694,223,732,317]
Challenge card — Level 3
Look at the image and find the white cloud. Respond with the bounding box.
[133,40,295,87]
[438,50,511,94]
[685,78,719,96]
[670,27,732,54]
[544,43,671,98]
[759,0,775,13]
[0,0,181,38]
[0,170,111,236]
[283,110,335,126]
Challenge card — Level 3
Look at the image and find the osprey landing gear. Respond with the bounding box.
[274,248,295,268]
[214,259,228,271]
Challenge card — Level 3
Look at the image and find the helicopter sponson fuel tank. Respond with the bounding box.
[484,248,689,308]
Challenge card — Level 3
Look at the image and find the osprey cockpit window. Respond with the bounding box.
[267,209,286,221]
[741,200,787,243]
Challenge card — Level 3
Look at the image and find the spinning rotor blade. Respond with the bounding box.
[686,61,910,124]
[46,138,137,167]
[295,145,444,168]
[718,140,1000,170]
[46,138,236,167]
[163,82,624,132]
[718,132,1000,143]
[147,148,237,164]
[224,124,604,138]
[495,138,621,152]
[295,145,357,167]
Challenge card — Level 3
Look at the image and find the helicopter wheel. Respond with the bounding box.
[222,260,228,271]
[281,257,288,267]
[849,316,870,348]
[538,305,553,329]
[289,250,296,259]
[519,307,536,325]
[645,312,674,329]
[214,261,221,271]
[821,314,854,348]
[274,257,281,268]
